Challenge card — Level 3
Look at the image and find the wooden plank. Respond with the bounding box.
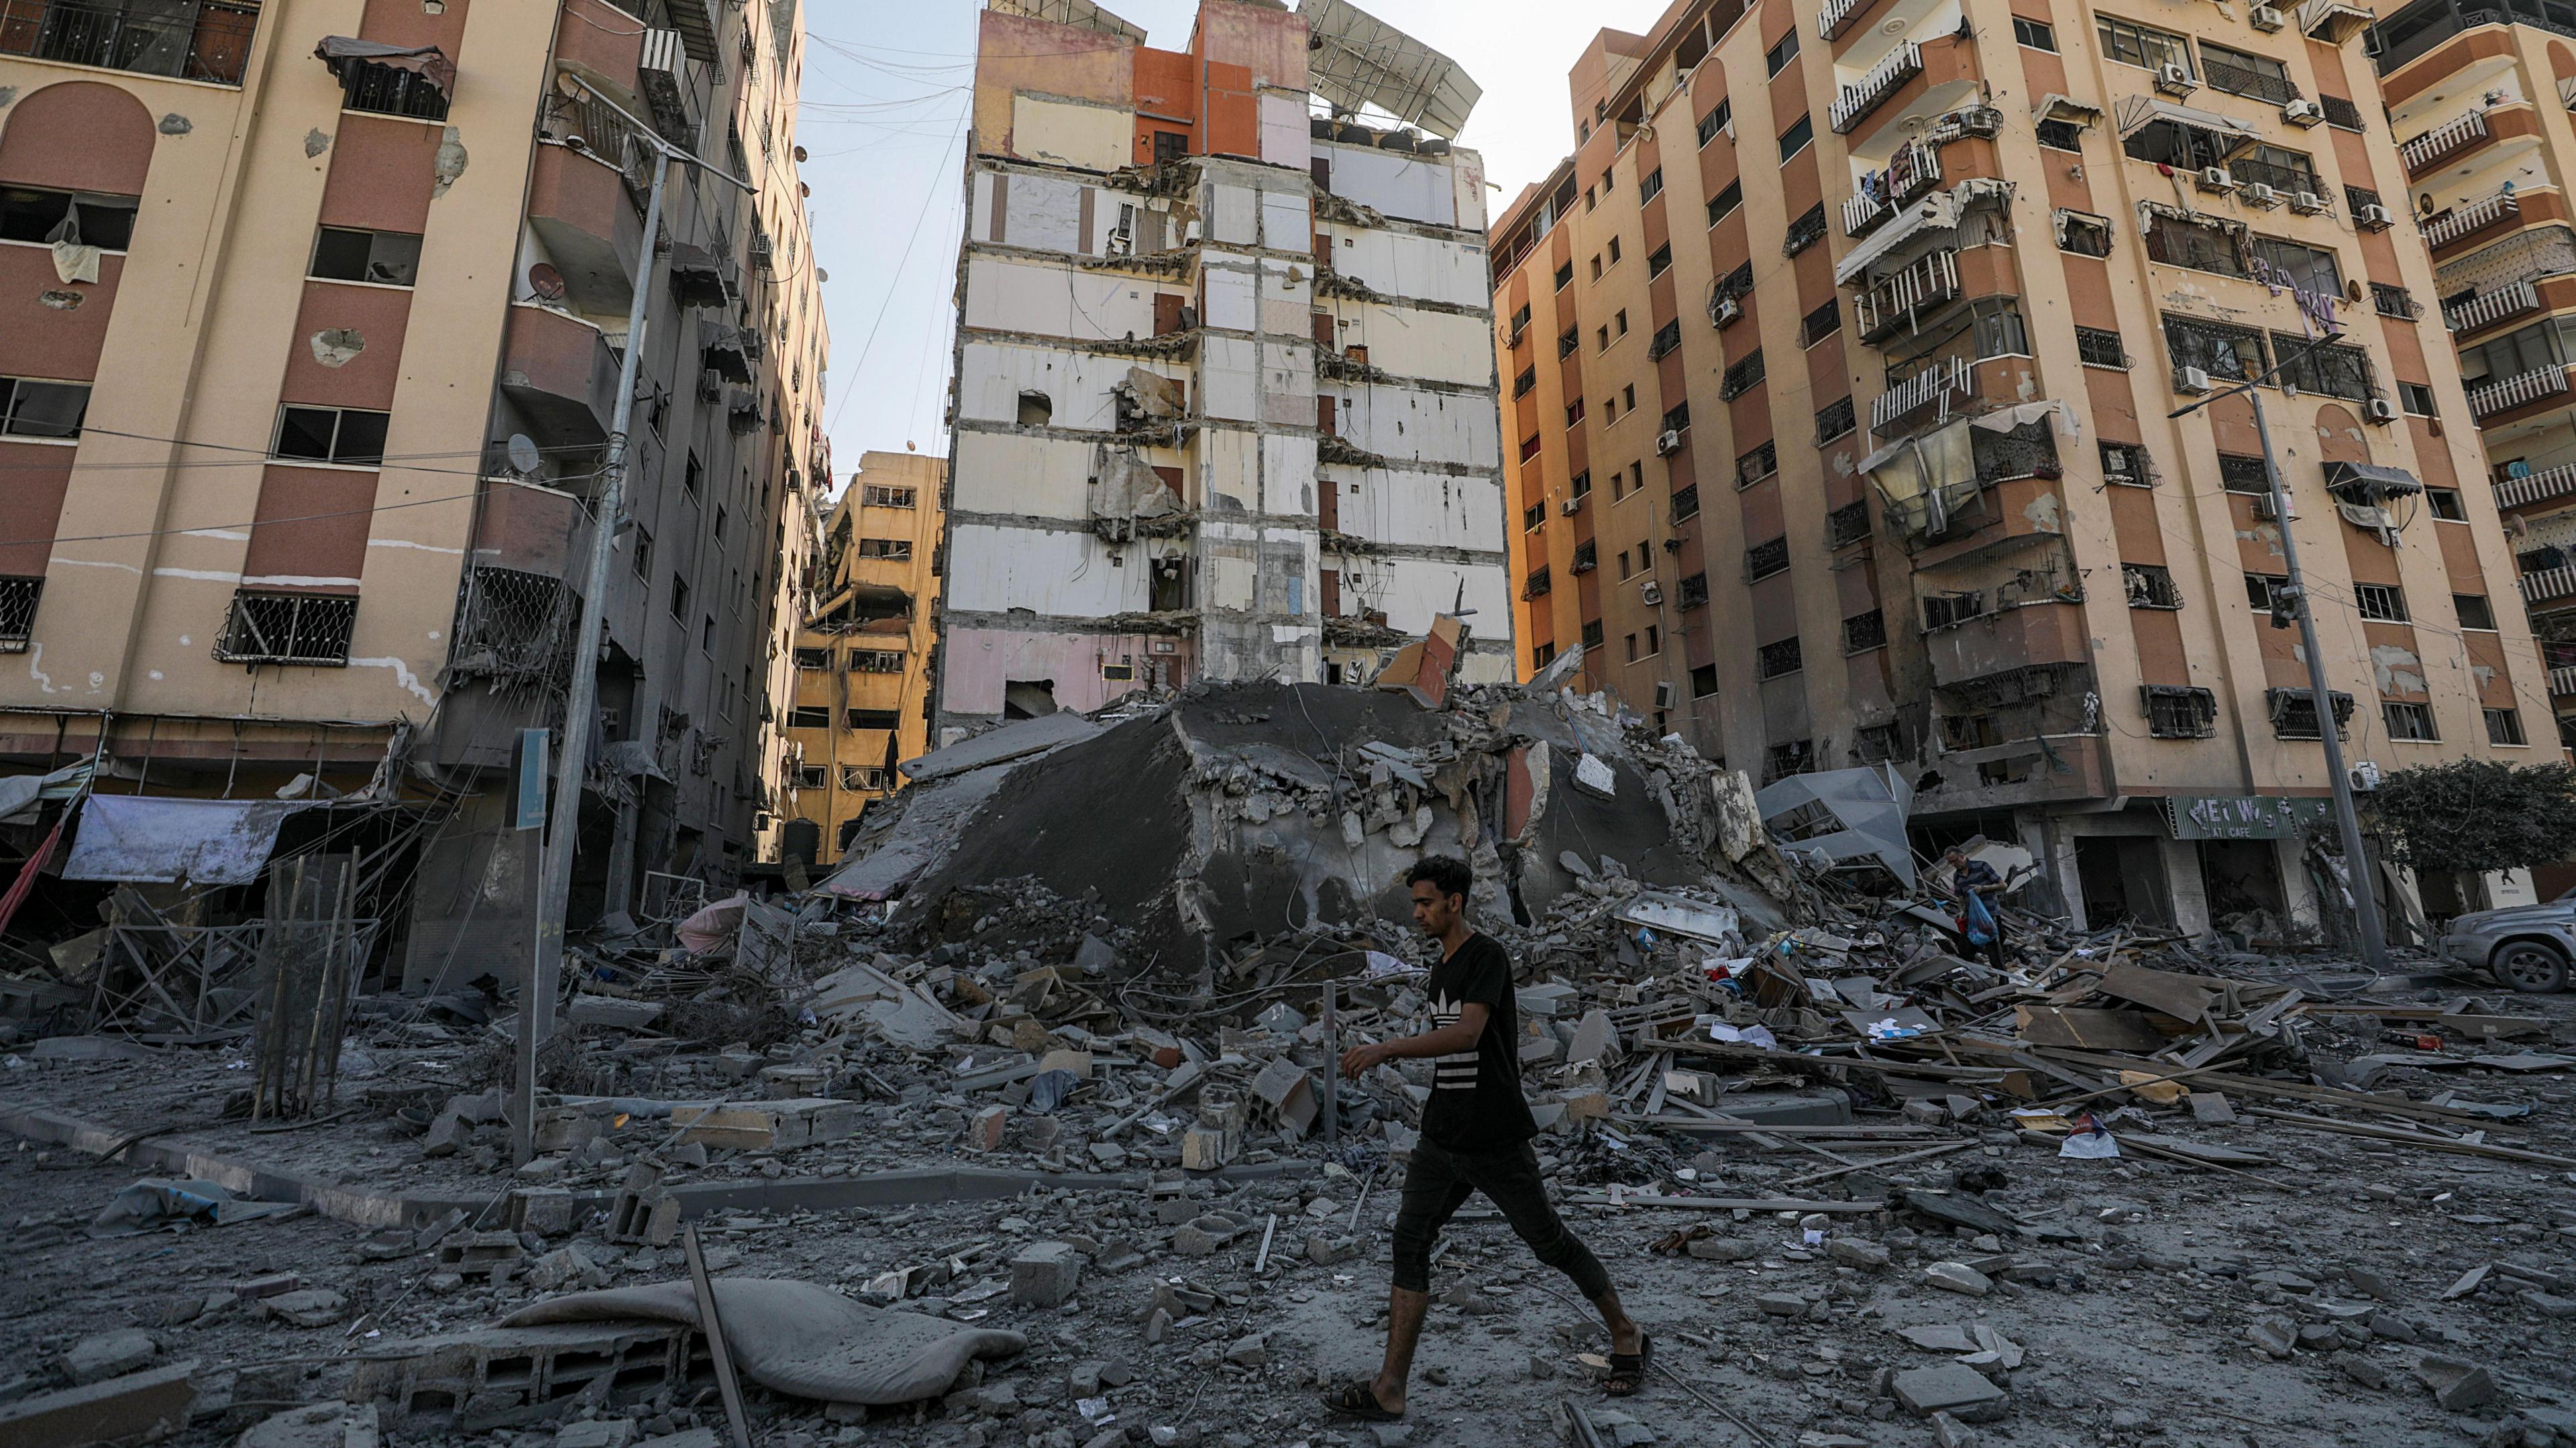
[2243,1107,2576,1167]
[684,1223,755,1448]
[2014,1005,2169,1052]
[2095,962,2217,1022]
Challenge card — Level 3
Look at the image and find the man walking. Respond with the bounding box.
[1945,844,2008,970]
[1323,856,1646,1421]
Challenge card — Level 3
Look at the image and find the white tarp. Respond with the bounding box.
[0,760,95,824]
[62,796,309,884]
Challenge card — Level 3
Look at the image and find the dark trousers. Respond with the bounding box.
[1390,1137,1611,1298]
[1977,893,2007,970]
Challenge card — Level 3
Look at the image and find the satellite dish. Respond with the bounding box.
[506,434,542,474]
[528,262,567,302]
[794,145,808,162]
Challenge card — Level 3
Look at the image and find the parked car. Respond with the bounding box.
[2436,891,2576,993]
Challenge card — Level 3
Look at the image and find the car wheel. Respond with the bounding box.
[2491,941,2570,994]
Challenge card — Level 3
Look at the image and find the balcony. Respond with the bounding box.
[1831,42,1923,134]
[2496,458,2576,506]
[498,303,620,447]
[1845,140,1941,237]
[2402,109,2488,174]
[2371,1,2555,76]
[0,0,260,86]
[2468,364,2572,418]
[1925,600,2090,687]
[1819,0,1870,40]
[1872,355,1974,434]
[2204,58,2301,106]
[2422,188,2519,248]
[2447,277,2540,333]
[1855,248,1962,341]
[2551,663,2576,695]
[528,115,649,315]
[2522,563,2576,603]
[1915,730,2112,812]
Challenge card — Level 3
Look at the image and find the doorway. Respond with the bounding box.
[2074,836,2174,927]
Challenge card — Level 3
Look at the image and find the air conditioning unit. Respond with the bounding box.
[1654,679,1678,709]
[2156,62,2198,95]
[2359,203,2396,230]
[2253,493,2283,520]
[2292,190,2330,215]
[2366,397,2399,423]
[2179,366,2215,394]
[2251,3,2287,28]
[2243,182,2283,207]
[2282,97,2322,126]
[1640,579,1664,606]
[1952,105,2004,138]
[1656,428,1684,456]
[1560,495,1585,515]
[2197,166,2237,192]
[1711,294,1743,327]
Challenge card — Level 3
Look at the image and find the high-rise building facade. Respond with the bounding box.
[933,0,1511,734]
[1495,0,2553,930]
[786,451,945,865]
[0,0,826,976]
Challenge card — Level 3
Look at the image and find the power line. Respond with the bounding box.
[6,486,521,550]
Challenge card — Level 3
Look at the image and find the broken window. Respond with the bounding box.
[310,226,421,286]
[1523,565,1552,600]
[2269,333,2374,400]
[849,708,904,730]
[631,524,653,579]
[0,577,41,651]
[863,485,917,508]
[1,185,138,250]
[2100,441,2151,486]
[793,647,830,670]
[2384,700,2439,741]
[1843,609,1886,653]
[2144,215,2249,278]
[2355,583,2408,622]
[788,705,830,728]
[1856,721,1907,762]
[1923,591,1984,630]
[2057,212,2112,258]
[843,765,891,791]
[1697,100,1733,148]
[2455,594,2497,630]
[857,538,914,560]
[327,43,453,121]
[2486,707,2526,746]
[1782,204,1827,258]
[215,591,358,666]
[1017,390,1053,425]
[2163,316,2265,384]
[272,405,388,465]
[851,650,905,673]
[2245,572,2287,612]
[2123,563,2183,609]
[1735,442,1778,489]
[1571,540,1598,573]
[1802,300,1839,346]
[2268,686,2355,740]
[1154,129,1189,164]
[1764,739,1815,784]
[1678,572,1709,609]
[1756,637,1803,678]
[2142,685,2218,738]
[0,378,90,440]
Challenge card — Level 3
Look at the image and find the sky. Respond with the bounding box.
[796,0,1667,490]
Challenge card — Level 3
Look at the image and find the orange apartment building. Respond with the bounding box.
[1493,0,2556,933]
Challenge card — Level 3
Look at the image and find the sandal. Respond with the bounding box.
[1322,1379,1403,1421]
[1604,1333,1652,1397]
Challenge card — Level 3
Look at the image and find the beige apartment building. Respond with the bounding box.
[0,0,826,979]
[784,451,945,866]
[1494,0,2555,933]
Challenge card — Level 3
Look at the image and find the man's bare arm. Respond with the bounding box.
[1339,1001,1490,1078]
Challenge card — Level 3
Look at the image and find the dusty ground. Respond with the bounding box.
[4,976,2574,1448]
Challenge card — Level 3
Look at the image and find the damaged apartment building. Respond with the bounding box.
[1491,0,2555,932]
[0,0,828,985]
[932,0,1513,734]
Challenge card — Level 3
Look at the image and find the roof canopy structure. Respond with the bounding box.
[1298,0,1479,139]
[987,0,1146,45]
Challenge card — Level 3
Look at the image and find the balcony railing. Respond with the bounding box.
[1872,356,1974,434]
[2469,364,2571,416]
[0,0,260,85]
[2375,5,2555,75]
[1830,42,1923,134]
[2496,459,2576,506]
[1819,0,1869,40]
[2551,663,2576,695]
[2402,109,2489,174]
[2522,563,2576,603]
[1844,190,1892,237]
[2204,59,2300,105]
[2446,278,2540,332]
[2422,189,2520,247]
[2230,155,2320,195]
[1855,248,1962,341]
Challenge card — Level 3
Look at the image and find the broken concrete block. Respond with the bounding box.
[2519,1288,2576,1319]
[510,1187,576,1238]
[1756,1292,1807,1317]
[1180,1125,1236,1172]
[236,1402,378,1448]
[1012,1241,1082,1308]
[1307,1235,1357,1266]
[1566,1009,1617,1064]
[2188,1091,2237,1124]
[669,1098,859,1151]
[566,995,662,1030]
[421,1111,466,1157]
[1923,1262,1992,1296]
[1038,1048,1093,1080]
[1827,1238,1890,1270]
[2247,1317,2298,1359]
[2414,1354,2498,1412]
[260,1289,347,1328]
[1892,1362,2008,1421]
[1686,1237,1758,1262]
[61,1330,156,1386]
[1253,1003,1307,1036]
[554,1418,636,1448]
[1224,1333,1268,1367]
[1249,1059,1319,1136]
[0,1361,201,1447]
[1517,983,1580,1018]
[1559,1089,1611,1121]
[967,1105,1008,1152]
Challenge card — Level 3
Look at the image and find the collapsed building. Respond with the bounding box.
[932,0,1515,734]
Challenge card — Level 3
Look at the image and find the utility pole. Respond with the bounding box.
[2169,341,2390,970]
[517,100,757,1164]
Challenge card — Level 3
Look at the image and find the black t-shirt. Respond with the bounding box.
[1416,932,1539,1154]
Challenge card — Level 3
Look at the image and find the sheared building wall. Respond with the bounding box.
[933,1,1511,735]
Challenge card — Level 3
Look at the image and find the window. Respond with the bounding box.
[1764,740,1815,783]
[2271,687,2355,740]
[2322,95,2365,130]
[1766,30,1800,74]
[1779,115,1813,160]
[1924,592,1984,629]
[1707,181,1743,226]
[1691,663,1720,698]
[794,646,831,670]
[2245,572,2288,611]
[1672,484,1701,520]
[1646,243,1672,278]
[1784,203,1828,256]
[2369,284,2419,323]
[0,378,89,439]
[1554,262,1574,291]
[0,576,38,652]
[851,650,906,673]
[2097,15,2191,73]
[2100,441,2151,486]
[1757,637,1803,678]
[1609,237,1623,265]
[1679,572,1709,609]
[1566,398,1587,427]
[2059,212,2112,258]
[702,614,714,653]
[1615,311,1629,337]
[1534,642,1559,669]
[848,709,902,731]
[1643,625,1662,657]
[1827,500,1871,545]
[2402,382,2438,416]
[863,485,917,508]
[714,507,728,542]
[1513,366,1537,398]
[1856,722,1906,762]
[2144,213,2248,276]
[1525,565,1552,599]
[1662,402,1692,434]
[1597,325,1611,351]
[1803,299,1841,345]
[272,406,389,465]
[2355,583,2408,622]
[2271,333,2373,400]
[2426,488,2466,521]
[2076,327,2128,369]
[2013,15,2057,49]
[1648,319,1682,361]
[338,56,452,121]
[1970,300,2031,358]
[2123,563,2184,608]
[1735,441,1778,488]
[670,574,690,620]
[1641,168,1665,203]
[2037,119,2084,152]
[1523,502,1546,532]
[1519,434,1542,463]
[2143,685,2218,738]
[2455,593,2496,629]
[1843,609,1886,653]
[2200,44,2296,103]
[2250,237,2341,296]
[684,453,704,497]
[2487,707,2528,746]
[843,765,892,791]
[216,592,358,666]
[0,185,138,250]
[1817,396,1856,442]
[1697,100,1733,148]
[1560,326,1580,358]
[1746,535,1790,580]
[309,227,422,286]
[1719,351,1765,400]
[1570,469,1593,498]
[1572,539,1599,573]
[1581,620,1605,649]
[2221,454,2273,494]
[2384,700,2439,741]
[1624,632,1640,663]
[2163,316,2265,383]
[788,705,831,728]
[1714,262,1753,303]
[1603,169,1616,197]
[2345,184,2385,218]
